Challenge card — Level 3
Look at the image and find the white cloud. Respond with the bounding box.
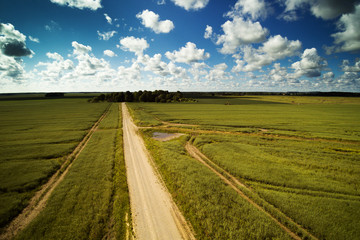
[136,10,174,34]
[45,20,61,32]
[281,0,357,21]
[232,35,301,72]
[104,50,116,57]
[341,59,360,72]
[291,48,327,78]
[46,52,64,61]
[29,36,40,43]
[331,4,360,52]
[188,62,209,81]
[204,25,213,39]
[72,41,92,55]
[205,63,232,81]
[216,16,269,54]
[36,52,74,81]
[165,42,210,64]
[97,30,117,40]
[170,0,209,11]
[227,0,267,20]
[120,36,149,56]
[104,13,112,24]
[157,0,166,5]
[0,23,33,81]
[49,0,102,10]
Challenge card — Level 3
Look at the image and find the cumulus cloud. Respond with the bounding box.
[165,42,210,64]
[205,63,232,81]
[137,53,187,79]
[281,0,357,21]
[36,52,74,81]
[120,36,149,56]
[0,23,33,81]
[341,59,360,72]
[0,23,33,58]
[136,10,174,34]
[46,52,64,61]
[216,16,269,54]
[29,36,40,43]
[72,41,92,55]
[204,25,213,39]
[97,30,117,40]
[170,0,209,11]
[227,0,267,20]
[50,0,102,10]
[104,50,116,57]
[291,48,327,78]
[232,35,301,72]
[104,13,112,24]
[331,4,360,52]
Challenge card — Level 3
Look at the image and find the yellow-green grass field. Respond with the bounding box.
[0,98,109,229]
[15,103,130,239]
[128,95,360,239]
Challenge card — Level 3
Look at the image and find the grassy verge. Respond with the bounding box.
[141,129,291,239]
[15,103,130,239]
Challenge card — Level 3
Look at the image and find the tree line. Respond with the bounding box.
[88,90,196,103]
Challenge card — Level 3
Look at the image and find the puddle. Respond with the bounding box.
[152,132,184,141]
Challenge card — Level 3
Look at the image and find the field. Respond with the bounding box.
[127,95,360,240]
[0,98,110,229]
[1,94,359,239]
[15,103,130,239]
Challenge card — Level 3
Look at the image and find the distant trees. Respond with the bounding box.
[45,93,65,98]
[88,90,195,103]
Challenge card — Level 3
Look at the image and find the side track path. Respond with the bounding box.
[122,103,195,240]
[185,142,319,240]
[0,106,111,240]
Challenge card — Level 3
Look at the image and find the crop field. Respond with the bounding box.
[128,95,360,240]
[16,103,130,239]
[0,98,109,229]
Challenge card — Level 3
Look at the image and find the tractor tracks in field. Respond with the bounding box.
[0,105,111,240]
[185,141,318,240]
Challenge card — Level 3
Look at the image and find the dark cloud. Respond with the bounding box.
[312,0,358,20]
[1,39,32,57]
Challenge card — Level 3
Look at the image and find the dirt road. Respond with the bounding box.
[122,103,194,240]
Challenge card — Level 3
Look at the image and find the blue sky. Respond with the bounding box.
[0,0,359,92]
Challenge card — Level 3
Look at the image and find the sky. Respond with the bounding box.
[0,0,360,93]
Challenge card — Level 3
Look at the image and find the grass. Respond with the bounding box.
[128,96,360,141]
[141,130,291,239]
[16,103,130,239]
[0,99,109,229]
[193,134,360,239]
[128,95,360,240]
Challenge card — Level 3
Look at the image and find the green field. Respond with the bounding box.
[128,95,360,240]
[0,98,109,229]
[16,103,130,239]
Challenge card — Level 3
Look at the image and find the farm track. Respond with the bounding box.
[122,103,195,240]
[0,105,111,240]
[185,141,318,240]
[142,119,359,145]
